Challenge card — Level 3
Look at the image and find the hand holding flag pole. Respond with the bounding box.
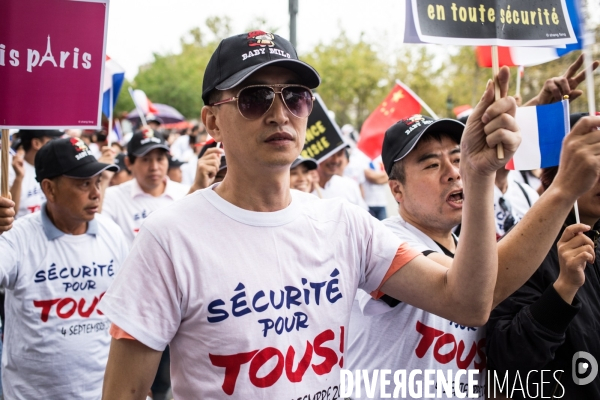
[1,129,8,198]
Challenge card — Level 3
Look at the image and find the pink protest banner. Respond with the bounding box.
[0,0,109,129]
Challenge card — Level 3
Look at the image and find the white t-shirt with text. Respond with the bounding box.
[102,178,189,246]
[10,161,45,218]
[99,186,412,399]
[494,179,539,237]
[347,215,486,399]
[0,207,128,399]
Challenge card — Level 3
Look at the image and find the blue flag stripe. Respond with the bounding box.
[537,101,569,169]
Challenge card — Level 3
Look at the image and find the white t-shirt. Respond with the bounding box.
[170,134,194,162]
[347,215,486,399]
[314,175,368,210]
[102,178,190,246]
[494,178,540,237]
[181,154,198,187]
[0,206,128,400]
[9,161,45,218]
[509,170,542,193]
[363,156,388,208]
[99,186,417,399]
[344,148,368,186]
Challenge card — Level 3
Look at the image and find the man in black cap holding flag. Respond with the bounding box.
[99,31,521,399]
[0,137,128,399]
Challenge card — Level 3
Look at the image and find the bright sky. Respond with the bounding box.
[107,0,411,79]
[107,1,600,80]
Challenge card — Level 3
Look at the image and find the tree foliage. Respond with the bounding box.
[122,19,600,127]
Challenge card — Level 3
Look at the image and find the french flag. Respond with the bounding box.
[477,0,583,67]
[506,100,570,171]
[102,56,125,117]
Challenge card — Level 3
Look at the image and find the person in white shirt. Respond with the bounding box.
[347,110,600,399]
[0,138,127,400]
[9,130,63,218]
[101,128,190,247]
[97,32,521,399]
[363,155,389,220]
[494,166,540,238]
[314,147,368,209]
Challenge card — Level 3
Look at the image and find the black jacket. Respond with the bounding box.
[486,216,600,399]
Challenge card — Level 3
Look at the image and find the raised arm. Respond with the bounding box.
[102,338,163,400]
[381,68,520,327]
[493,116,600,306]
[524,54,599,107]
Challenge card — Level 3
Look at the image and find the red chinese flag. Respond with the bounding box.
[476,46,518,68]
[358,83,421,160]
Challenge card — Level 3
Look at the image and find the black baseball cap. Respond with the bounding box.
[114,153,130,173]
[35,138,118,182]
[147,114,163,125]
[382,115,465,176]
[18,129,63,139]
[168,155,185,169]
[127,128,169,157]
[202,31,321,104]
[291,156,317,171]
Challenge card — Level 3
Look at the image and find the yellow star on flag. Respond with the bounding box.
[392,90,404,103]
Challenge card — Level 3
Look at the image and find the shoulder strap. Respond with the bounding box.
[514,181,532,207]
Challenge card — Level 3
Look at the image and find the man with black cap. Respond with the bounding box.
[290,155,317,193]
[99,32,520,399]
[101,127,189,246]
[9,129,62,218]
[346,110,600,398]
[0,137,128,399]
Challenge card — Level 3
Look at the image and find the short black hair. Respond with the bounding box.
[388,130,459,184]
[127,148,168,165]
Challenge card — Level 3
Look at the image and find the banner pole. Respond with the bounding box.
[1,129,9,198]
[128,87,148,127]
[108,84,114,146]
[516,66,523,98]
[492,45,505,159]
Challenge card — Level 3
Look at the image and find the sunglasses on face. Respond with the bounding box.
[209,84,314,120]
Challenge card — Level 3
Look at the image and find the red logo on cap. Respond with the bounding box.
[70,137,88,152]
[247,31,275,47]
[402,114,426,127]
[141,127,155,139]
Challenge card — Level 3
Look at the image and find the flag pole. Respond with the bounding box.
[1,129,9,198]
[395,79,439,120]
[516,66,523,98]
[107,84,114,146]
[492,45,505,159]
[128,87,148,127]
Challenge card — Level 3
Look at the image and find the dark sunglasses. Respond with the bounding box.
[209,84,314,120]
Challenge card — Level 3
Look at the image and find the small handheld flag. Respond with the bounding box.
[506,100,570,171]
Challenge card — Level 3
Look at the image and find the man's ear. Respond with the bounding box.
[31,138,44,151]
[388,179,404,204]
[41,178,57,203]
[202,106,222,143]
[124,157,132,170]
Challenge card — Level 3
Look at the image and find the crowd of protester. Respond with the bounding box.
[0,31,599,400]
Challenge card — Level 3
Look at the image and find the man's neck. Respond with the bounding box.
[138,179,167,197]
[400,209,456,253]
[24,150,36,166]
[495,169,510,194]
[46,204,87,235]
[318,171,334,188]
[215,166,292,212]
